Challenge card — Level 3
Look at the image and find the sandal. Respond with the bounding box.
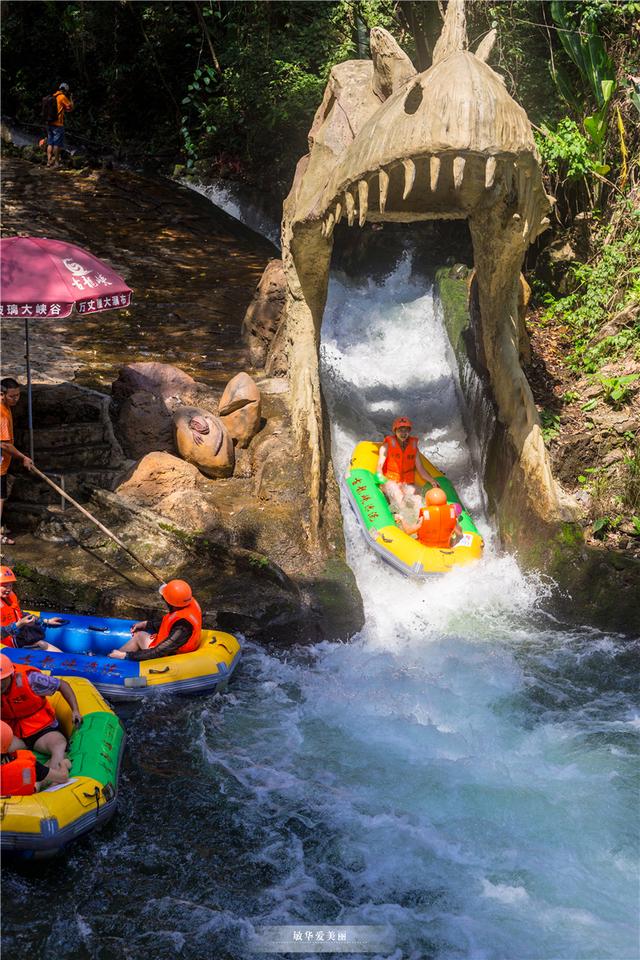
[0,533,15,545]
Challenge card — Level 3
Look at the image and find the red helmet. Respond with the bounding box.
[392,416,412,431]
[0,654,15,680]
[159,579,193,608]
[0,566,16,585]
[0,720,14,753]
[426,487,447,506]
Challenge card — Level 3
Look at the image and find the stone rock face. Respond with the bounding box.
[242,260,287,368]
[174,406,235,478]
[154,488,223,535]
[116,451,201,506]
[113,390,175,459]
[219,372,262,448]
[112,361,199,403]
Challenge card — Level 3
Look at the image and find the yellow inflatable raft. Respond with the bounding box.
[1,676,125,859]
[344,441,484,576]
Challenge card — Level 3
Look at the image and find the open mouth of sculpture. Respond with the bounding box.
[321,151,545,238]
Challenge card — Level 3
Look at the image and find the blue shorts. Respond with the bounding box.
[47,125,64,148]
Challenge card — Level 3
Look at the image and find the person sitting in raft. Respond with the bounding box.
[395,487,463,549]
[0,719,69,796]
[376,416,440,518]
[1,566,64,652]
[107,579,202,661]
[0,654,82,773]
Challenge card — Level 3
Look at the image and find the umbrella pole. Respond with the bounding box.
[25,317,35,461]
[30,465,165,585]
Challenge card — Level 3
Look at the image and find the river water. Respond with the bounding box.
[2,205,637,960]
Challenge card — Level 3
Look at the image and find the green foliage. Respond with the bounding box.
[623,449,640,514]
[549,1,615,111]
[540,409,561,443]
[535,118,607,181]
[597,372,639,407]
[541,204,640,374]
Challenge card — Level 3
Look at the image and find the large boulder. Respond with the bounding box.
[241,259,287,368]
[154,489,224,536]
[219,372,262,448]
[116,451,201,506]
[113,390,175,459]
[174,407,235,478]
[112,361,200,403]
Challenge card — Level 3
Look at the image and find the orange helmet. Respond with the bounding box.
[0,654,15,680]
[0,566,16,585]
[392,416,412,431]
[0,720,14,753]
[426,487,447,506]
[159,579,193,608]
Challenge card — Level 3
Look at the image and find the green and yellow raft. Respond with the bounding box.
[343,441,484,577]
[1,677,125,859]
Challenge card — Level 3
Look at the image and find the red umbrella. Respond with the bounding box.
[0,236,133,458]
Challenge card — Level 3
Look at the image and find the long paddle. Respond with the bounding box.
[30,465,164,585]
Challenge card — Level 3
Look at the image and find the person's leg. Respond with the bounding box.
[117,630,154,653]
[0,473,14,543]
[35,641,63,652]
[32,729,68,771]
[381,479,404,513]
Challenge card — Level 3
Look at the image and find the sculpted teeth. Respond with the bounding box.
[325,211,335,238]
[335,201,343,225]
[430,156,441,191]
[453,156,465,189]
[358,179,369,227]
[485,156,497,189]
[401,158,415,200]
[378,169,389,213]
[345,191,355,226]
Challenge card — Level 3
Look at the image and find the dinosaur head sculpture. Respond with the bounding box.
[281,0,574,547]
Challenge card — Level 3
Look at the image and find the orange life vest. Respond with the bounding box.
[1,664,56,740]
[0,750,37,796]
[382,435,418,484]
[417,504,457,548]
[149,598,202,654]
[1,591,23,642]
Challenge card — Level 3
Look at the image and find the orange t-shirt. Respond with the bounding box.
[0,400,13,476]
[53,91,73,127]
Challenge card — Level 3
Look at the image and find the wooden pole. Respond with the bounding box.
[30,466,164,584]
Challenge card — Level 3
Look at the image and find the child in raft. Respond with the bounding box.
[0,566,64,651]
[394,487,463,549]
[0,719,69,796]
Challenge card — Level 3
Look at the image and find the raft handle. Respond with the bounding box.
[149,666,170,674]
[380,533,393,544]
[88,625,110,633]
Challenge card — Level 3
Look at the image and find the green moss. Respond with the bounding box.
[436,267,471,355]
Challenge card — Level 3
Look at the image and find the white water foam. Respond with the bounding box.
[164,189,638,959]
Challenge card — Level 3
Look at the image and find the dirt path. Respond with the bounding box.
[1,155,277,391]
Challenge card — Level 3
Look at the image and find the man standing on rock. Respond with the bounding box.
[1,378,34,544]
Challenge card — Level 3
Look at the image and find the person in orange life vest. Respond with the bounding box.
[107,579,202,661]
[0,566,64,652]
[0,654,81,773]
[395,487,462,548]
[376,416,440,518]
[46,82,74,168]
[0,719,69,796]
[1,377,35,545]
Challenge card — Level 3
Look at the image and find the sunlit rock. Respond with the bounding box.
[219,372,262,448]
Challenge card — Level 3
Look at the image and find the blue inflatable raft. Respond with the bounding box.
[1,611,241,702]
